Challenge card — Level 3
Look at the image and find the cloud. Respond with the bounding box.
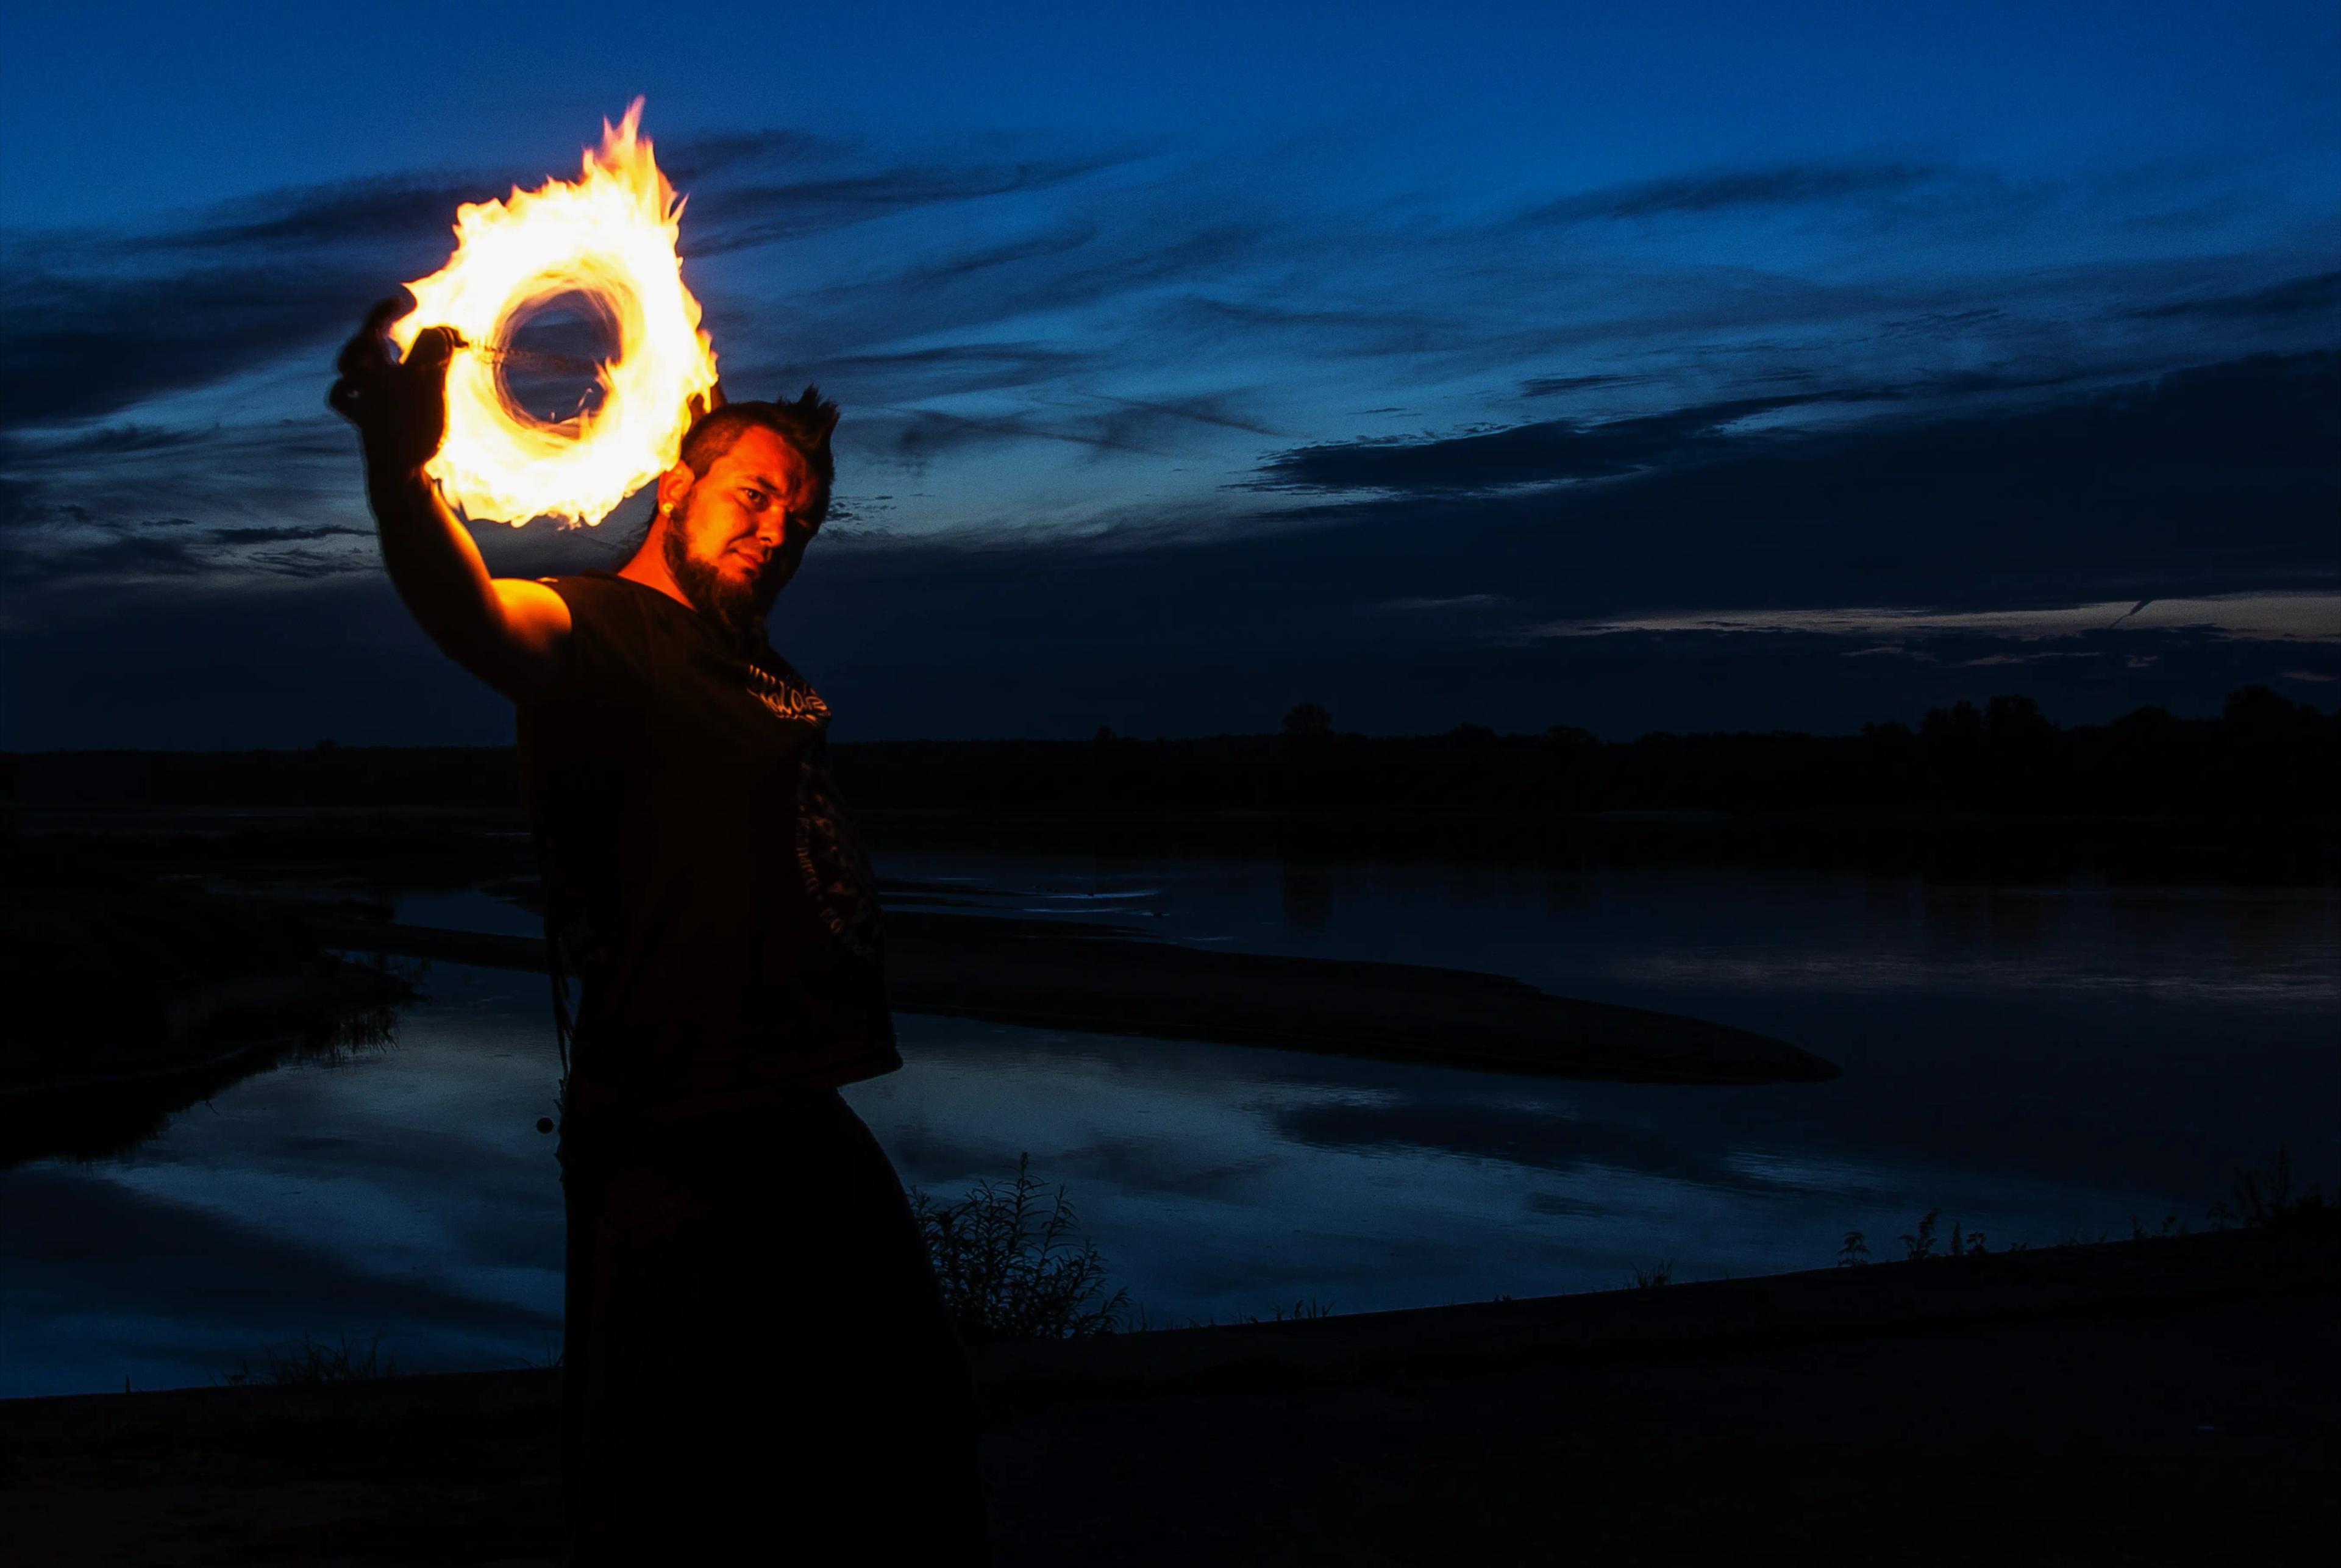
[0,521,215,582]
[5,113,2337,745]
[1522,162,1943,225]
[1249,351,2340,593]
[1249,392,1848,493]
[12,383,2338,746]
[0,262,380,432]
[888,407,1160,463]
[0,134,1141,436]
[871,225,1103,290]
[1531,593,2341,644]
[0,424,215,465]
[1378,594,1506,613]
[0,511,373,586]
[792,223,1263,368]
[239,546,372,579]
[878,388,1273,468]
[734,341,1106,418]
[1519,372,1647,399]
[1085,391,1278,441]
[206,525,372,546]
[134,176,504,256]
[655,128,832,185]
[1160,294,1453,360]
[2127,268,2341,323]
[687,154,1133,256]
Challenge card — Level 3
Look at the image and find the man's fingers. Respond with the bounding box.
[335,332,379,380]
[409,325,465,371]
[335,297,413,378]
[337,313,390,379]
[327,377,363,419]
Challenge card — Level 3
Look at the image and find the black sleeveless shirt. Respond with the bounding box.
[518,574,897,1143]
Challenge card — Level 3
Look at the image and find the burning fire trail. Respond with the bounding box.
[390,101,719,526]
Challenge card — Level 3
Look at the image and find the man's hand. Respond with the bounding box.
[332,295,570,702]
[328,297,463,480]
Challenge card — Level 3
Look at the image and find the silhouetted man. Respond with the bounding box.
[330,300,989,1564]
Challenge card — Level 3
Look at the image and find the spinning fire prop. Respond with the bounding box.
[390,101,719,526]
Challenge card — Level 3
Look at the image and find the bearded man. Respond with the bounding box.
[330,299,989,1564]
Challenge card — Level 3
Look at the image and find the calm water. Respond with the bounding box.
[4,855,2334,1397]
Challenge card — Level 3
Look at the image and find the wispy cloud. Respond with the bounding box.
[1378,594,1506,613]
[687,154,1135,257]
[1249,392,1856,493]
[1529,593,2341,644]
[0,519,215,583]
[207,524,372,546]
[1522,162,1945,225]
[1518,372,1648,399]
[0,132,1141,435]
[2126,268,2341,323]
[5,121,2336,744]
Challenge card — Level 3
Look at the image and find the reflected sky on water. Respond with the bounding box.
[4,857,2334,1396]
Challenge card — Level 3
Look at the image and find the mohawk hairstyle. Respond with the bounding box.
[676,385,841,520]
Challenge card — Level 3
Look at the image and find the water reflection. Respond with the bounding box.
[878,852,2339,1202]
[1279,861,1335,937]
[857,1014,2159,1324]
[0,965,565,1398]
[2,857,2332,1395]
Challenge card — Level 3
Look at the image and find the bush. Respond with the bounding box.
[2209,1147,2335,1232]
[912,1155,1130,1342]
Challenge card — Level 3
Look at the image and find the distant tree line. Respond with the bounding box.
[5,686,2334,819]
[4,743,526,810]
[832,687,2338,818]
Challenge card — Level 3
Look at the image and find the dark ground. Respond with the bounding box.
[4,1227,2334,1566]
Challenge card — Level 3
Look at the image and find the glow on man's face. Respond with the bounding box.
[661,426,822,632]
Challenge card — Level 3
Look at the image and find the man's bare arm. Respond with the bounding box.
[367,466,571,702]
[330,299,571,703]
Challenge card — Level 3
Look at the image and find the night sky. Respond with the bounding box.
[3,1,2335,747]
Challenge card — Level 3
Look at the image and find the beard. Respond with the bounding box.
[661,493,775,646]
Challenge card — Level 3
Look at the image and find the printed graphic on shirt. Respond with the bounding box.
[747,654,884,964]
[745,660,832,727]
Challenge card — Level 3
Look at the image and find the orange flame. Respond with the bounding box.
[390,101,719,527]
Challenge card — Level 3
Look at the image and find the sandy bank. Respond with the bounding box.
[306,910,1836,1085]
[3,1227,2332,1565]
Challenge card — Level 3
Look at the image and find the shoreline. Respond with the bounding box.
[5,1227,2332,1564]
[305,913,1839,1085]
[15,799,2340,883]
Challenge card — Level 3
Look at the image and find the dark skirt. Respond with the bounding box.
[560,1091,989,1564]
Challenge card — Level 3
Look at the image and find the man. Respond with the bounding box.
[330,299,989,1563]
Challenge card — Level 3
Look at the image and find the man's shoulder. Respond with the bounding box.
[521,574,688,701]
[533,569,629,606]
[536,572,683,640]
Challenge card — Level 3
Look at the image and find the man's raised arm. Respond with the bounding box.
[329,299,571,704]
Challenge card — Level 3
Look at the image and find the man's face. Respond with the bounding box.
[659,427,822,637]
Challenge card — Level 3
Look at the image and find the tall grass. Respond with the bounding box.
[1836,1145,2335,1266]
[2209,1146,2334,1231]
[218,1331,399,1386]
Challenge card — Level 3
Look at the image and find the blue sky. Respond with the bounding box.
[2,1,2336,745]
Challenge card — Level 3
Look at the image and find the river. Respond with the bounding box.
[3,852,2333,1396]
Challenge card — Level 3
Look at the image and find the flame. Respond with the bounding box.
[390,101,719,526]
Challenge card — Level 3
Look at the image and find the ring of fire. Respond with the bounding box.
[390,102,719,527]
